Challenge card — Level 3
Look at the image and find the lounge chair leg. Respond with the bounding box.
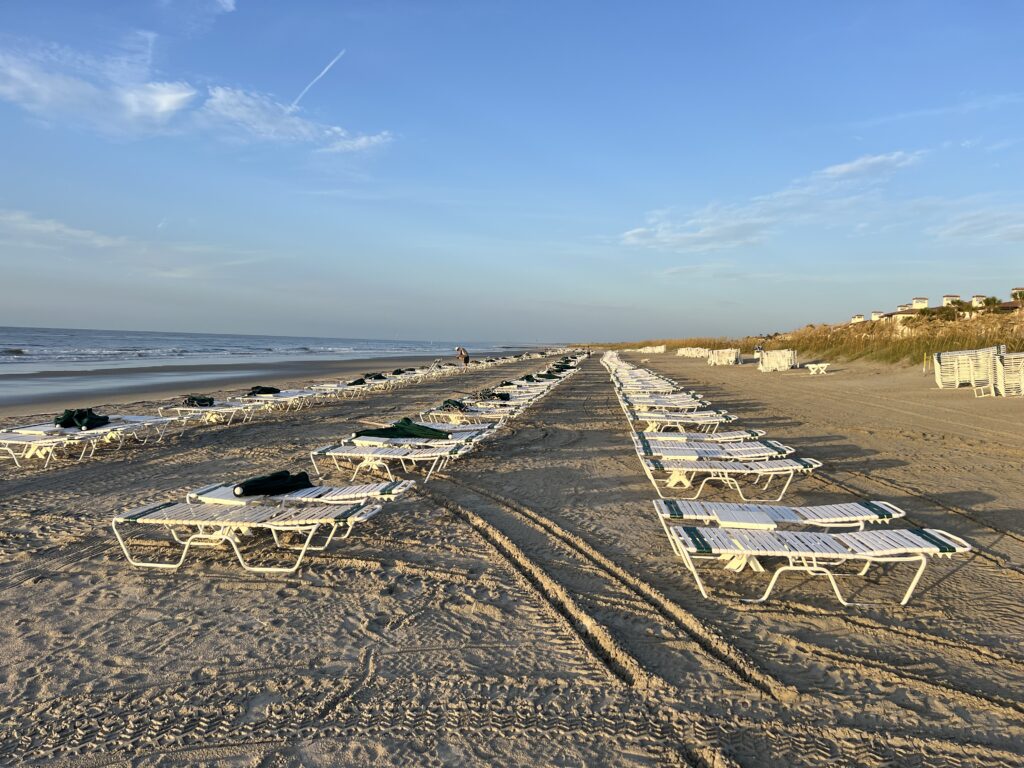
[229,525,320,573]
[111,520,195,570]
[900,556,928,605]
[679,551,710,598]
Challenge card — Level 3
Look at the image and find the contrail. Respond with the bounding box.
[289,48,346,111]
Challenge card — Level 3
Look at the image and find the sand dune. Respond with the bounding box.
[1,355,1022,766]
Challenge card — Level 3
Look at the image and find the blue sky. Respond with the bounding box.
[0,1,1021,342]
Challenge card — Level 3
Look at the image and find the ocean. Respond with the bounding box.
[0,326,516,373]
[0,326,528,408]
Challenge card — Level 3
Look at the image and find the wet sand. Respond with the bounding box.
[0,354,1022,766]
[0,355,500,420]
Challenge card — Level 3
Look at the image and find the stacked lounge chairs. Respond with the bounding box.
[757,349,798,372]
[601,351,971,605]
[707,348,741,366]
[932,344,1022,397]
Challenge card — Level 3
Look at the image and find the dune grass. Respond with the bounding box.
[602,312,1024,364]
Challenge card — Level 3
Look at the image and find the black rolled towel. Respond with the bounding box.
[348,377,366,386]
[247,386,281,396]
[233,470,315,497]
[478,390,511,402]
[440,398,468,412]
[183,394,215,407]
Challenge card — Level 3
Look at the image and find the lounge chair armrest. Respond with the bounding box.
[351,504,383,523]
[874,500,907,520]
[926,529,972,553]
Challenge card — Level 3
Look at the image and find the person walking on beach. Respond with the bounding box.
[455,345,470,369]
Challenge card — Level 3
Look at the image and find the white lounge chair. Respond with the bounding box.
[187,479,414,506]
[158,401,258,426]
[626,409,737,433]
[620,395,711,413]
[641,456,822,501]
[112,499,381,573]
[633,433,795,461]
[0,433,72,469]
[238,389,319,411]
[635,429,767,443]
[654,498,907,532]
[666,524,970,605]
[310,443,471,481]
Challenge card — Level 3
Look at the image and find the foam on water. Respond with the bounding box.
[0,326,518,372]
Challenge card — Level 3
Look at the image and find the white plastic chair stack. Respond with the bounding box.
[707,349,741,366]
[675,347,709,358]
[932,345,1005,390]
[757,349,798,373]
[996,352,1024,397]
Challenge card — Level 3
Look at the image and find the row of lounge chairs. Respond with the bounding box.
[0,414,179,469]
[1,352,554,472]
[601,351,971,606]
[609,363,821,502]
[310,355,587,482]
[111,352,588,573]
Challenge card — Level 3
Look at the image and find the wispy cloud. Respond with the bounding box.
[0,33,197,132]
[820,150,923,178]
[622,208,773,253]
[0,34,388,152]
[156,0,236,34]
[622,151,924,253]
[855,93,1024,128]
[197,85,390,150]
[930,208,1024,243]
[290,48,345,111]
[0,208,265,278]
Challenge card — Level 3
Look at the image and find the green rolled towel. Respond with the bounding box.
[233,470,314,497]
[354,418,452,440]
[440,398,469,412]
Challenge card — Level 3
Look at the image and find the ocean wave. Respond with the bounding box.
[0,327,516,367]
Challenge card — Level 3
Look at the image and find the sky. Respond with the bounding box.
[0,0,1022,343]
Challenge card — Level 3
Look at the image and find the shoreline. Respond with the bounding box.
[0,353,524,420]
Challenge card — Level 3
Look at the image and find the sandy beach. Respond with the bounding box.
[1,353,1022,766]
